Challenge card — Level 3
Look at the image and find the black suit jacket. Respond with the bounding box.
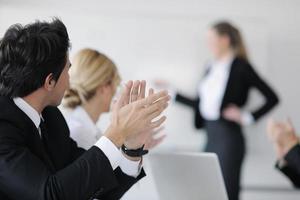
[0,97,145,200]
[175,57,280,129]
[276,144,300,188]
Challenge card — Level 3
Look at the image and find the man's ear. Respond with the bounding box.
[44,73,56,91]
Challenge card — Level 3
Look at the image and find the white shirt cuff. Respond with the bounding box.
[94,136,143,177]
[241,111,255,126]
[168,88,177,102]
[94,136,121,170]
[277,158,288,169]
[120,153,143,178]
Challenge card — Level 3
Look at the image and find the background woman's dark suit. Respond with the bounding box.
[175,57,279,200]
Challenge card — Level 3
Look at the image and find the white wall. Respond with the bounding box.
[1,0,300,199]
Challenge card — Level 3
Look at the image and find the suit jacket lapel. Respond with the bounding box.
[0,97,56,171]
[220,57,237,111]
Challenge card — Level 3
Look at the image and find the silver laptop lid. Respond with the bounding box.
[148,152,228,200]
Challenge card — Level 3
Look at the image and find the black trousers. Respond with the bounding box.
[204,120,245,200]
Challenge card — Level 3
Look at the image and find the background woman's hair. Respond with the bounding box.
[212,21,248,61]
[63,48,121,108]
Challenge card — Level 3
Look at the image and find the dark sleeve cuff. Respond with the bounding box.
[275,162,300,188]
[285,144,300,171]
[275,144,300,188]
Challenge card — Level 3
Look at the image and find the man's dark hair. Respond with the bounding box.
[0,18,70,98]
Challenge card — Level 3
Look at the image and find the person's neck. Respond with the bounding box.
[22,92,48,114]
[82,100,104,124]
[216,50,234,63]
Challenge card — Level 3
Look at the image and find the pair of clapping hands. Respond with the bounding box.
[105,80,169,158]
[267,118,300,160]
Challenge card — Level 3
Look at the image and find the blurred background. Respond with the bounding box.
[1,0,300,199]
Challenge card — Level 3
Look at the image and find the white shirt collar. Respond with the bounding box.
[13,97,41,129]
[72,106,101,137]
[73,106,98,130]
[212,55,234,69]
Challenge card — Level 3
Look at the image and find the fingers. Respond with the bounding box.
[116,81,133,109]
[130,80,140,102]
[222,105,241,122]
[117,80,146,106]
[150,116,167,129]
[268,120,285,134]
[124,81,134,105]
[145,103,168,123]
[222,110,233,119]
[144,95,170,117]
[222,107,232,115]
[223,104,239,116]
[145,134,167,150]
[142,96,169,124]
[152,134,167,148]
[148,88,154,96]
[138,80,146,100]
[137,90,169,108]
[117,82,168,109]
[152,126,165,136]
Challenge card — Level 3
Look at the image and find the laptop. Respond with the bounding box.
[148,152,228,200]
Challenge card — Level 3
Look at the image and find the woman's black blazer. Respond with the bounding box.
[175,57,280,129]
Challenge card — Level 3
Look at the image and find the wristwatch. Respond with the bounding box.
[121,144,149,157]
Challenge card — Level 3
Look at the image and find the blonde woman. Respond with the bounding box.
[62,48,165,150]
[62,48,121,149]
[61,48,166,198]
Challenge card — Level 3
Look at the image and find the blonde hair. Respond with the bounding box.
[63,48,121,108]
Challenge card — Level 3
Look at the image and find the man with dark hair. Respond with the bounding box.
[0,19,70,98]
[0,18,170,200]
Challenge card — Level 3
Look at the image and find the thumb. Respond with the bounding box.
[115,81,133,110]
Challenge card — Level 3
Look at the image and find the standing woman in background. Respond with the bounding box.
[157,21,279,200]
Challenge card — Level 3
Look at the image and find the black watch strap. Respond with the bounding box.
[121,144,149,157]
